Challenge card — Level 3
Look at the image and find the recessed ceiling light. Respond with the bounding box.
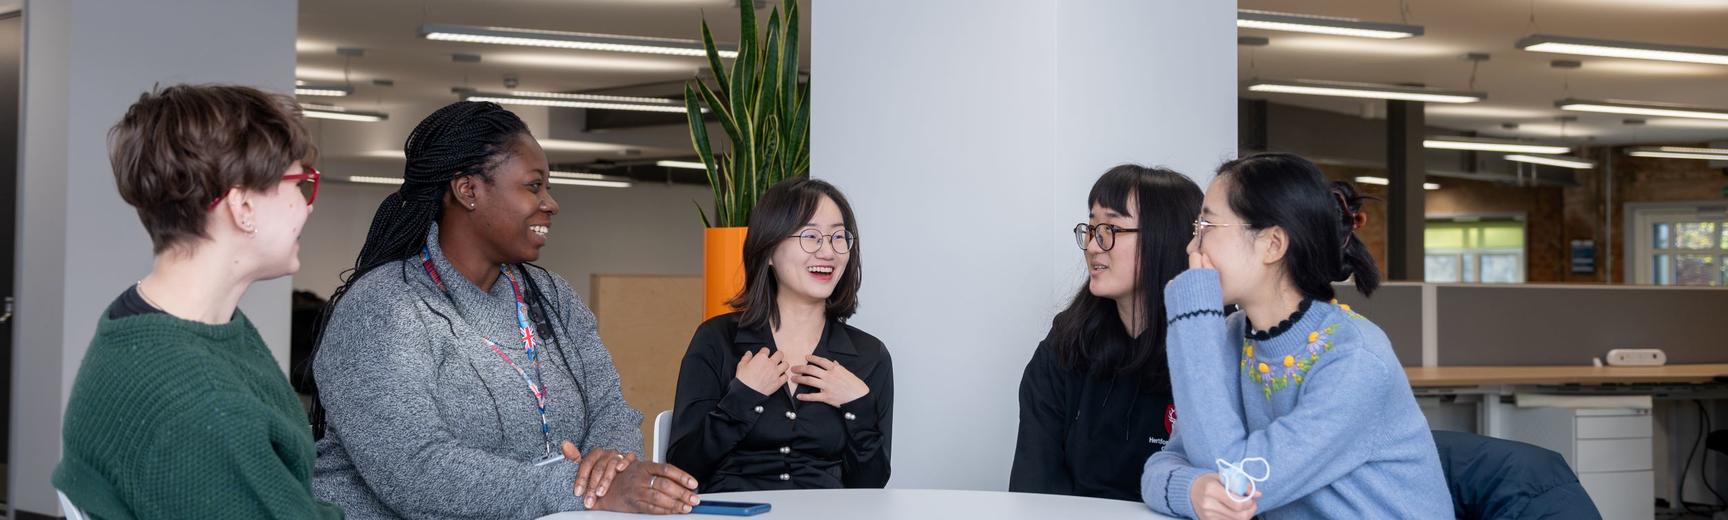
[421,24,738,58]
[1518,34,1728,66]
[1237,9,1423,39]
[348,176,406,185]
[1246,79,1483,103]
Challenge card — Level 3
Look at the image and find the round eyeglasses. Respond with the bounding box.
[788,229,855,254]
[1074,223,1138,251]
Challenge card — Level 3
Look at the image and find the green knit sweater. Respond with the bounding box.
[52,303,343,519]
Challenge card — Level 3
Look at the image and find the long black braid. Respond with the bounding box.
[306,101,591,441]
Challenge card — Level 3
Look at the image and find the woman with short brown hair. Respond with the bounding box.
[53,84,340,519]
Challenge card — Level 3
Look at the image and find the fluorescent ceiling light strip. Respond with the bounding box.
[1517,34,1728,66]
[509,90,677,105]
[1246,79,1483,103]
[301,110,387,122]
[1626,149,1728,161]
[656,160,708,170]
[299,103,388,122]
[1237,10,1423,39]
[550,171,607,180]
[467,95,694,114]
[1655,146,1728,154]
[296,88,352,97]
[1505,154,1595,169]
[549,178,631,188]
[1556,98,1728,121]
[1423,137,1570,154]
[349,176,406,185]
[422,24,738,59]
[1354,176,1438,190]
[295,83,353,97]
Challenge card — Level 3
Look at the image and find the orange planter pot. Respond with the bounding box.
[703,226,749,319]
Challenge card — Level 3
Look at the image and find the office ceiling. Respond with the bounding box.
[297,0,1727,175]
[1239,0,1728,145]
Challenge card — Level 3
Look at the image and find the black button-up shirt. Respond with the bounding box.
[668,312,893,493]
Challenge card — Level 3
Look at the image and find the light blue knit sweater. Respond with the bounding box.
[1141,269,1451,519]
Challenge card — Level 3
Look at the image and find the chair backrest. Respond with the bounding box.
[1432,430,1603,520]
[58,490,90,520]
[653,409,673,464]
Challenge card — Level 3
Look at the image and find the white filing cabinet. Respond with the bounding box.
[1498,407,1653,520]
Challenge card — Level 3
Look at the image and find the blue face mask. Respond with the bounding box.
[1215,457,1271,503]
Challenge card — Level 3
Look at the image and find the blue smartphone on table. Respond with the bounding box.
[690,500,771,516]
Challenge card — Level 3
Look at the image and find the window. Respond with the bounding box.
[1425,219,1526,283]
[1635,208,1728,286]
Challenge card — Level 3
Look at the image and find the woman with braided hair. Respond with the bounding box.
[310,101,701,517]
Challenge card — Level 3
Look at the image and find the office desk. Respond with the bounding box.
[537,489,1175,519]
[1406,364,1728,388]
[1405,363,1728,520]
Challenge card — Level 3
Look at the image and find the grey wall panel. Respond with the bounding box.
[1335,283,1424,367]
[1436,285,1728,366]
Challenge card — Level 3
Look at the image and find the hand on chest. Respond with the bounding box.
[735,330,872,410]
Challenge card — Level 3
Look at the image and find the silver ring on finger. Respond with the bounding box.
[648,475,658,490]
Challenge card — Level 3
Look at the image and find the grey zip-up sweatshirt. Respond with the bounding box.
[313,223,644,519]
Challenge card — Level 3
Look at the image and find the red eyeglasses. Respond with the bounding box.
[207,166,322,210]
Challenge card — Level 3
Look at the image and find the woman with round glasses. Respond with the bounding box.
[1010,164,1202,502]
[668,177,893,492]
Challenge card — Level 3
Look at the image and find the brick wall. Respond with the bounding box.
[1308,149,1728,285]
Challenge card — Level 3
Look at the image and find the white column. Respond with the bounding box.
[813,0,1236,490]
[12,0,297,514]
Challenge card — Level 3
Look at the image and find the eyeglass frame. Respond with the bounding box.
[207,166,322,210]
[1073,222,1139,251]
[1191,216,1248,243]
[785,228,856,254]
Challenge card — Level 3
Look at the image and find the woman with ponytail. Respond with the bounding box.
[310,101,700,518]
[1140,153,1449,519]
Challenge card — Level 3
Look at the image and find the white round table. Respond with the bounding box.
[536,488,1178,519]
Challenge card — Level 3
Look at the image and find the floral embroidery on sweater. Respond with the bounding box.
[1242,325,1336,399]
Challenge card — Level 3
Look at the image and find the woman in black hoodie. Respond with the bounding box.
[1010,164,1203,501]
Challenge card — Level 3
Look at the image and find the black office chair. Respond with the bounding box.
[1432,430,1603,520]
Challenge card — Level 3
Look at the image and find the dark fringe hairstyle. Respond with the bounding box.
[1048,164,1202,385]
[728,177,864,331]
